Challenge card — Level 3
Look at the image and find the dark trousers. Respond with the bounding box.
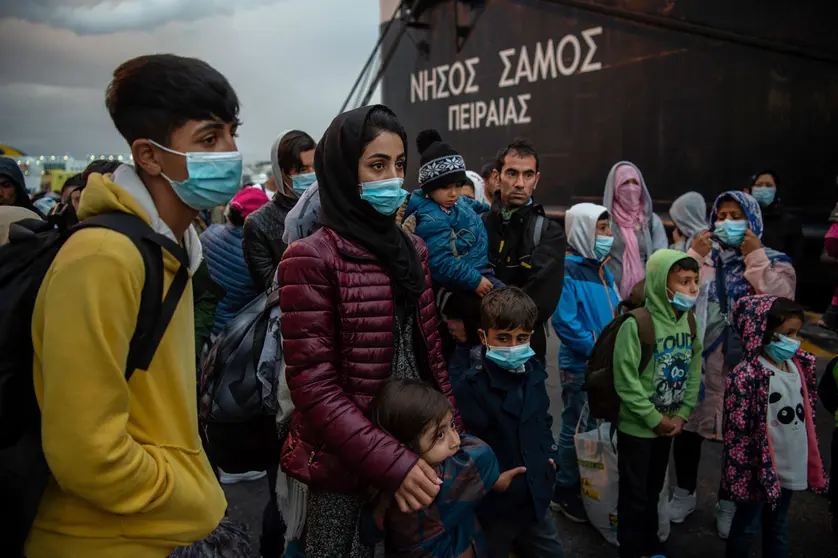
[617,431,672,558]
[830,428,838,513]
[726,489,793,558]
[673,429,703,493]
[483,513,565,558]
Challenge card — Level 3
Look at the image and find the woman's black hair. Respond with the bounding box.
[359,107,407,162]
[226,205,245,227]
[370,379,453,454]
[750,169,779,188]
[763,298,805,345]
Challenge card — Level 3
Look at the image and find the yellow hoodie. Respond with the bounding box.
[26,168,226,558]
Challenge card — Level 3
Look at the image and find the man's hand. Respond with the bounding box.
[740,229,763,256]
[668,417,686,437]
[549,458,556,470]
[493,466,527,493]
[653,416,676,437]
[690,230,713,258]
[475,277,494,298]
[446,319,467,343]
[394,460,442,513]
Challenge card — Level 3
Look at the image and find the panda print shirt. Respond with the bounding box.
[759,356,808,491]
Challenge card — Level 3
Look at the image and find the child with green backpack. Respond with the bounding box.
[612,250,702,558]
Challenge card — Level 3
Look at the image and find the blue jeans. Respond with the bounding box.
[726,489,793,558]
[555,369,588,490]
[483,513,565,558]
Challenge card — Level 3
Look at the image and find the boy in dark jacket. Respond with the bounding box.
[455,287,565,558]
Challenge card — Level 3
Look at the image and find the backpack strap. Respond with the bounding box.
[629,307,656,375]
[532,214,546,248]
[76,212,190,380]
[687,311,697,341]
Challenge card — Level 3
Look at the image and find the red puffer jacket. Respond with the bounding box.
[277,227,455,494]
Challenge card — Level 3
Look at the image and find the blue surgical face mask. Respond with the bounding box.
[750,187,776,207]
[150,140,243,210]
[485,343,535,371]
[359,177,408,216]
[291,172,316,196]
[670,291,697,312]
[764,333,801,364]
[714,219,749,247]
[594,235,614,260]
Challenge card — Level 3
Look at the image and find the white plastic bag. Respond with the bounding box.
[574,407,670,546]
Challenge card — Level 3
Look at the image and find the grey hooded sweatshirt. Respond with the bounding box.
[602,161,667,294]
[669,191,708,252]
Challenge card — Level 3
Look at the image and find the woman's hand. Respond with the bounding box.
[394,459,442,513]
[740,229,762,256]
[493,466,527,493]
[690,230,713,258]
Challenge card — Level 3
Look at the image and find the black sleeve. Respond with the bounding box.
[523,218,566,323]
[242,219,275,292]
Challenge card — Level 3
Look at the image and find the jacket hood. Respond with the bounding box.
[732,294,779,360]
[644,249,698,319]
[603,161,653,218]
[564,202,608,259]
[0,156,39,214]
[82,165,203,273]
[670,192,707,238]
[270,130,299,200]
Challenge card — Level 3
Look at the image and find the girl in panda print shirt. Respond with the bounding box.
[721,295,827,558]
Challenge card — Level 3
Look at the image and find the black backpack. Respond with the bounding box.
[198,288,282,474]
[584,308,696,424]
[0,212,189,557]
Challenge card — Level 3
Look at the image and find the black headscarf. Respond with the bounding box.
[317,105,425,305]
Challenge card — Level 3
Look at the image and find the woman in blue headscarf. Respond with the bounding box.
[668,191,796,538]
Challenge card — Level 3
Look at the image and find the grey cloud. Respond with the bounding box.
[0,0,381,162]
[0,0,282,35]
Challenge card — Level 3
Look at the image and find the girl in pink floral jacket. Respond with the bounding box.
[722,295,826,557]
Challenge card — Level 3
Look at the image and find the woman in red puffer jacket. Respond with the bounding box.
[276,105,456,558]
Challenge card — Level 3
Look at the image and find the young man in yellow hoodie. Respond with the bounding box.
[26,54,242,557]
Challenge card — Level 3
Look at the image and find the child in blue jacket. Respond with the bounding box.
[550,203,620,522]
[455,287,565,558]
[406,129,499,387]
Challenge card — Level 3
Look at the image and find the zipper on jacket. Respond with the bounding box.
[308,442,324,465]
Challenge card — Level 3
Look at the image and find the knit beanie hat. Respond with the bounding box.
[416,129,467,194]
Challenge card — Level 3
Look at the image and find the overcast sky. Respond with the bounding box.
[0,0,381,162]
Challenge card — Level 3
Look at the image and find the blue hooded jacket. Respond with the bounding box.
[200,223,260,335]
[553,203,620,372]
[405,191,490,291]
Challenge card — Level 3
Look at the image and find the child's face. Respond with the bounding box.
[461,185,475,200]
[595,219,612,236]
[479,327,533,348]
[667,268,699,297]
[429,183,462,209]
[771,316,803,340]
[417,411,460,466]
